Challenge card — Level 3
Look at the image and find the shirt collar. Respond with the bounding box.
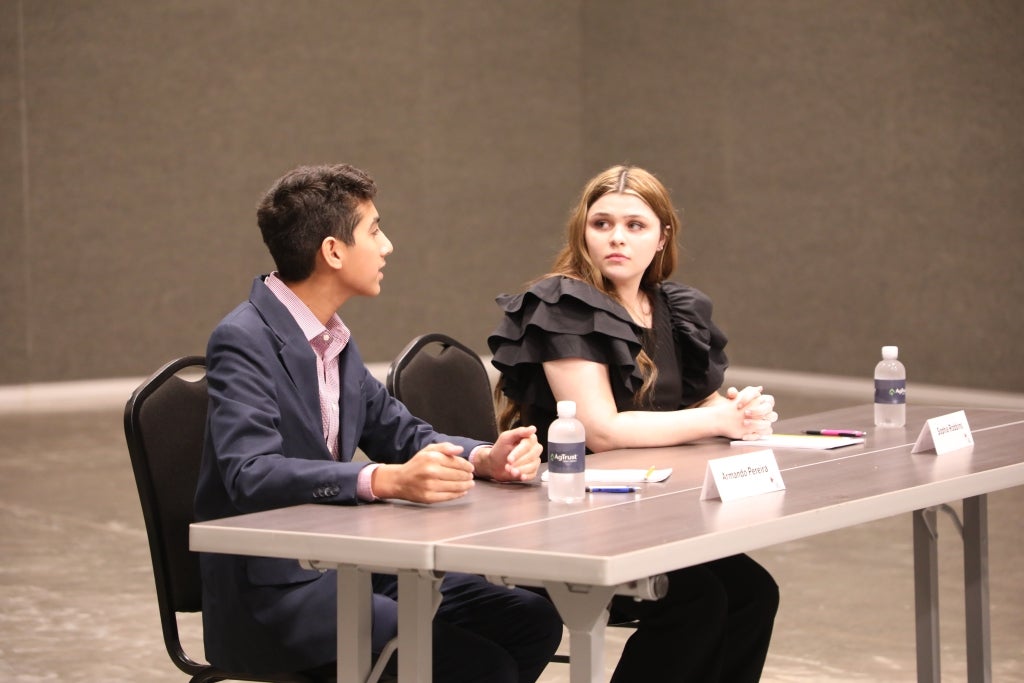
[264,272,350,350]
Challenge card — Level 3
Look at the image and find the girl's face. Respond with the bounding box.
[584,192,665,291]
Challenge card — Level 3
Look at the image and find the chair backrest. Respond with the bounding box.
[386,333,499,443]
[124,356,209,669]
[124,357,324,683]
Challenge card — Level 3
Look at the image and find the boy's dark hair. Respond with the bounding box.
[257,164,377,281]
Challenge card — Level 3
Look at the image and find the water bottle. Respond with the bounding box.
[547,400,586,503]
[874,345,906,427]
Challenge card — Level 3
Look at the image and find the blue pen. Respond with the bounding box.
[586,486,639,493]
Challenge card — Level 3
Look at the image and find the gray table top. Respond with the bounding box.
[191,405,1024,585]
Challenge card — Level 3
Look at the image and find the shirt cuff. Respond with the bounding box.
[468,445,489,474]
[357,463,380,502]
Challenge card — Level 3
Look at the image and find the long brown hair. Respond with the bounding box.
[497,165,681,429]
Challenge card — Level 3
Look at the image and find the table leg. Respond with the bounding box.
[913,507,940,683]
[337,565,373,683]
[397,569,443,683]
[544,582,616,683]
[963,495,991,683]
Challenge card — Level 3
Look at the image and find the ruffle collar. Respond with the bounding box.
[489,276,728,409]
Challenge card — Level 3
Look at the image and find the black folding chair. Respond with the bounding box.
[386,334,637,666]
[386,333,499,442]
[124,356,318,683]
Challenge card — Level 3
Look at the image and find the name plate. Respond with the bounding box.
[912,409,974,455]
[700,449,786,502]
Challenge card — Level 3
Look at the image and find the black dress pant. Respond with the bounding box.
[307,572,563,683]
[607,554,779,682]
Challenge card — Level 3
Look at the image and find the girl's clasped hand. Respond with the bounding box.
[725,385,779,441]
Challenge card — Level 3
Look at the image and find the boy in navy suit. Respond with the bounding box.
[195,163,562,681]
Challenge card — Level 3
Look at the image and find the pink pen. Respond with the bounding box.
[803,429,866,437]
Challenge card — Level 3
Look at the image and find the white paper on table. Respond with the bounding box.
[730,434,864,450]
[541,468,673,483]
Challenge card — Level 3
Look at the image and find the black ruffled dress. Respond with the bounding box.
[488,275,729,447]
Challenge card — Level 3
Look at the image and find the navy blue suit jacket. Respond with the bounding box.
[194,276,483,673]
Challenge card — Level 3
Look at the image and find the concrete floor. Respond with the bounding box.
[1,392,1022,682]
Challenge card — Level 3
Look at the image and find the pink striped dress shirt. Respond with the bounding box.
[264,273,379,500]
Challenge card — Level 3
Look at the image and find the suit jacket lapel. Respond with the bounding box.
[248,277,323,433]
[337,344,365,460]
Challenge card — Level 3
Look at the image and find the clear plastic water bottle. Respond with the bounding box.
[874,345,906,427]
[547,400,586,503]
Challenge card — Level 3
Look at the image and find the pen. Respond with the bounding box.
[643,465,656,481]
[803,429,866,438]
[587,486,640,493]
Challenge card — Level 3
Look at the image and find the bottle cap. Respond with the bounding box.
[556,400,576,417]
[882,345,899,360]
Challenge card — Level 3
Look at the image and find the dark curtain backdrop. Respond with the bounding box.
[3,1,1022,391]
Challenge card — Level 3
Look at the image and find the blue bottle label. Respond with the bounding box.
[548,441,585,474]
[874,379,906,404]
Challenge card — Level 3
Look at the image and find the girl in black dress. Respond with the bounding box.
[489,165,780,682]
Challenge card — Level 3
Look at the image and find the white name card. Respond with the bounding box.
[700,449,786,502]
[912,410,974,455]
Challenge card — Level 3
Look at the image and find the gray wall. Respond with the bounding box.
[3,1,1022,392]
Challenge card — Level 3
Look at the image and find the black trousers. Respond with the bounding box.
[607,553,779,682]
[308,572,563,683]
